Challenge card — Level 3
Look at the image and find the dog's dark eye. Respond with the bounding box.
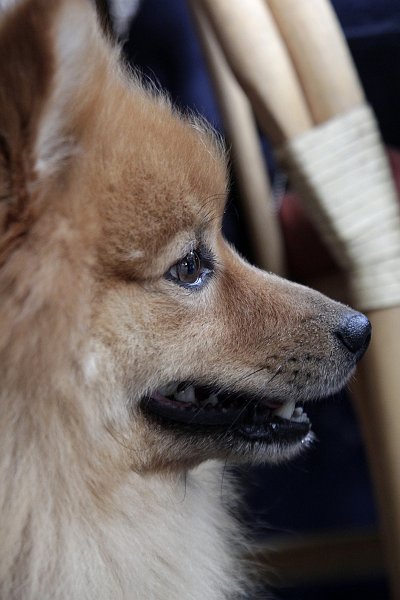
[166,249,213,289]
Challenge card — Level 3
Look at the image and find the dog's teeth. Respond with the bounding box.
[204,394,218,407]
[174,391,188,403]
[293,406,309,422]
[174,386,196,403]
[184,386,196,403]
[158,382,179,396]
[274,399,296,420]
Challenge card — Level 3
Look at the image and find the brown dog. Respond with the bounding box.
[0,0,371,598]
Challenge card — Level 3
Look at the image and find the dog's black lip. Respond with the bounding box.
[143,395,252,426]
[141,389,311,445]
[237,417,311,444]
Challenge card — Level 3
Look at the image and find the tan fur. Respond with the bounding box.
[0,1,366,598]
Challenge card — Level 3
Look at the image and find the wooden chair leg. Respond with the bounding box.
[352,306,400,600]
[188,1,285,274]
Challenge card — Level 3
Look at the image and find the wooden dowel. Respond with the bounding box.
[198,0,313,144]
[352,305,400,600]
[266,0,365,124]
[189,1,285,274]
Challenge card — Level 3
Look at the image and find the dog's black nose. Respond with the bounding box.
[336,312,371,359]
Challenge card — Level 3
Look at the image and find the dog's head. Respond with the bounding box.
[0,0,370,474]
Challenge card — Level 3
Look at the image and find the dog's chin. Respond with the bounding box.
[140,382,315,465]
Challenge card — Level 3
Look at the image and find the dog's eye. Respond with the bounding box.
[169,250,202,285]
[166,249,212,289]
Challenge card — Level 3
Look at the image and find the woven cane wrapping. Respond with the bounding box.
[279,104,400,311]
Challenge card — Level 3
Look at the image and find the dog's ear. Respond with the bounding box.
[0,0,111,251]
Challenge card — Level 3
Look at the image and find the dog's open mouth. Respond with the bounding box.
[141,382,311,446]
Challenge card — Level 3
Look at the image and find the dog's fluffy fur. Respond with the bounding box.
[0,1,368,598]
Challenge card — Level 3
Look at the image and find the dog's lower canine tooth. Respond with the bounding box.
[204,394,218,407]
[274,399,296,420]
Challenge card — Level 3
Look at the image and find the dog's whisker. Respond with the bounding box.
[220,457,229,498]
[214,366,267,397]
[104,424,144,457]
[223,365,284,435]
[223,397,256,436]
[267,365,282,384]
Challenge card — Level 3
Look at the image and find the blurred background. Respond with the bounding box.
[115,1,399,597]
